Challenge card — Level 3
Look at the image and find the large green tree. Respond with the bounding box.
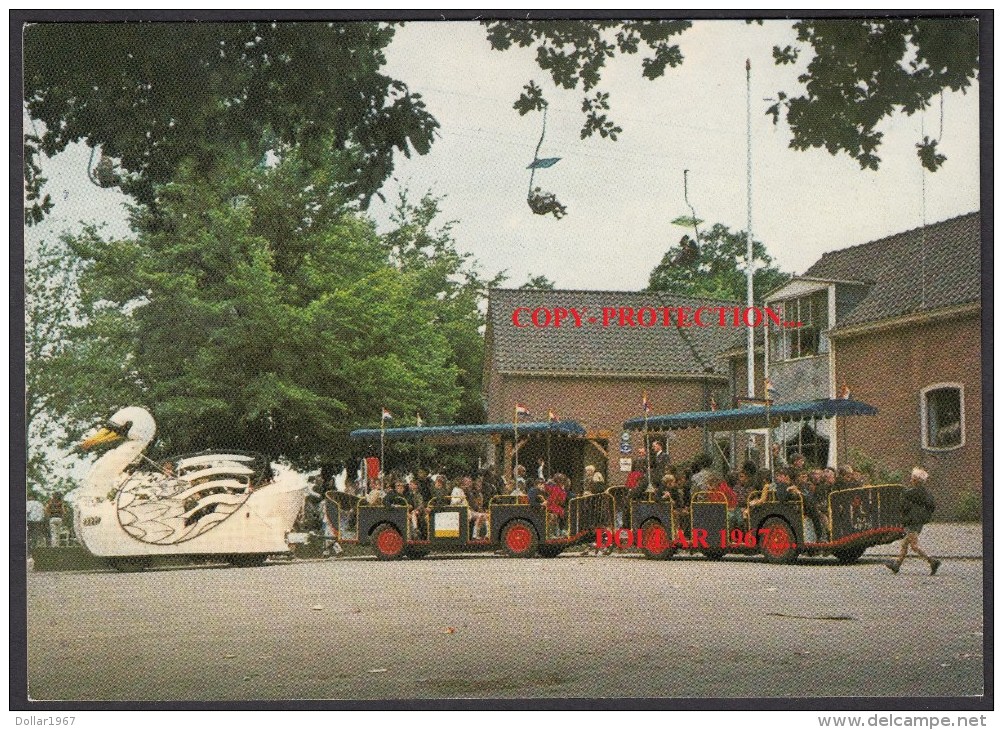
[484,17,979,171]
[23,22,438,224]
[42,154,487,467]
[647,223,789,303]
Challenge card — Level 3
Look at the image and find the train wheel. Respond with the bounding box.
[640,519,674,560]
[108,557,149,573]
[501,520,538,558]
[833,546,866,565]
[760,517,799,564]
[538,545,563,558]
[372,524,405,561]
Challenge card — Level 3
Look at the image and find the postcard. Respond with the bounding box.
[16,11,988,713]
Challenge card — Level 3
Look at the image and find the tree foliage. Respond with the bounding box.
[23,22,438,224]
[647,224,789,303]
[37,155,489,467]
[519,274,556,290]
[485,18,978,171]
[768,18,978,172]
[485,20,691,141]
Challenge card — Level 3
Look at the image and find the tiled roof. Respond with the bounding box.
[804,212,981,330]
[487,288,743,376]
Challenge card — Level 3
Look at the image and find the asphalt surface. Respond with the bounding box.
[26,548,984,702]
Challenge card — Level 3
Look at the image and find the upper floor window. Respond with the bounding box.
[921,383,965,450]
[770,291,829,360]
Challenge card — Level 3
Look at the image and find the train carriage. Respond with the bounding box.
[334,421,614,559]
[623,398,906,564]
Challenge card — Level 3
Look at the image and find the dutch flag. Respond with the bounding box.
[642,392,653,414]
[548,409,558,422]
[381,408,393,422]
[515,403,531,418]
[765,378,777,399]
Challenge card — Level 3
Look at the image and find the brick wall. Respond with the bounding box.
[485,371,724,485]
[833,312,982,511]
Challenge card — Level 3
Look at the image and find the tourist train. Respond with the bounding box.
[65,399,904,569]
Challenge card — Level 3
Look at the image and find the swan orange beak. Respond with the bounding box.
[80,427,124,451]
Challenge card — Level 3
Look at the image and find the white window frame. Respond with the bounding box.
[771,292,829,362]
[920,382,965,451]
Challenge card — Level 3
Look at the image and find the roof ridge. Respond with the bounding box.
[809,210,979,267]
[489,287,741,306]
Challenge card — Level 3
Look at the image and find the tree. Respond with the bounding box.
[24,239,92,494]
[647,224,789,303]
[42,154,490,467]
[519,274,556,290]
[769,18,978,172]
[484,18,978,171]
[23,22,438,224]
[382,191,505,426]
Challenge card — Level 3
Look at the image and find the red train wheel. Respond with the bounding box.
[760,517,799,564]
[641,519,673,560]
[373,524,404,560]
[501,520,538,558]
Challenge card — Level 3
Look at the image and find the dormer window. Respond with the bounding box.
[770,291,829,360]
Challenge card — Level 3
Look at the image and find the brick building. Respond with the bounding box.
[483,289,737,485]
[763,212,981,507]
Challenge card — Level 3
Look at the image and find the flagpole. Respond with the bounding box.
[745,57,756,400]
[513,405,519,484]
[380,416,386,490]
[643,396,652,488]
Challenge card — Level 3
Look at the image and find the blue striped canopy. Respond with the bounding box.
[350,420,587,443]
[623,398,877,432]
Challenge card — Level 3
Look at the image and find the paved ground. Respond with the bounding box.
[27,529,984,702]
[864,522,983,558]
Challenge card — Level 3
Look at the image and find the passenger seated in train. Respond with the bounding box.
[545,475,568,535]
[450,479,488,539]
[384,480,409,509]
[406,479,425,537]
[527,478,548,506]
[366,477,387,505]
[689,454,716,492]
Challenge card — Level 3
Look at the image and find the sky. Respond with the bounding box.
[26,19,980,293]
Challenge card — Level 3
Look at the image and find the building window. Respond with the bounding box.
[921,383,965,450]
[771,291,829,360]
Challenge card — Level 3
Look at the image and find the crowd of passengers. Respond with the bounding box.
[298,443,877,546]
[621,441,875,543]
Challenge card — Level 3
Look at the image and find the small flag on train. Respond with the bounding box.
[710,397,718,411]
[839,383,851,400]
[548,409,558,422]
[642,391,653,414]
[381,408,393,421]
[765,378,777,398]
[515,403,531,417]
[415,411,424,427]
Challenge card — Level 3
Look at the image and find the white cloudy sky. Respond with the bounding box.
[27,19,980,290]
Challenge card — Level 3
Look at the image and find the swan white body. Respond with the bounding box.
[73,407,307,558]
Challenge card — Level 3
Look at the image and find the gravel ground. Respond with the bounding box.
[26,548,983,702]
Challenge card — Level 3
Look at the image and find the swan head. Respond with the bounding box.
[80,406,157,451]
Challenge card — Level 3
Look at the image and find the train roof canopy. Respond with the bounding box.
[623,398,878,432]
[349,420,587,444]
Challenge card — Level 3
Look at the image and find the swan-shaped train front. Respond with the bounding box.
[73,407,307,570]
